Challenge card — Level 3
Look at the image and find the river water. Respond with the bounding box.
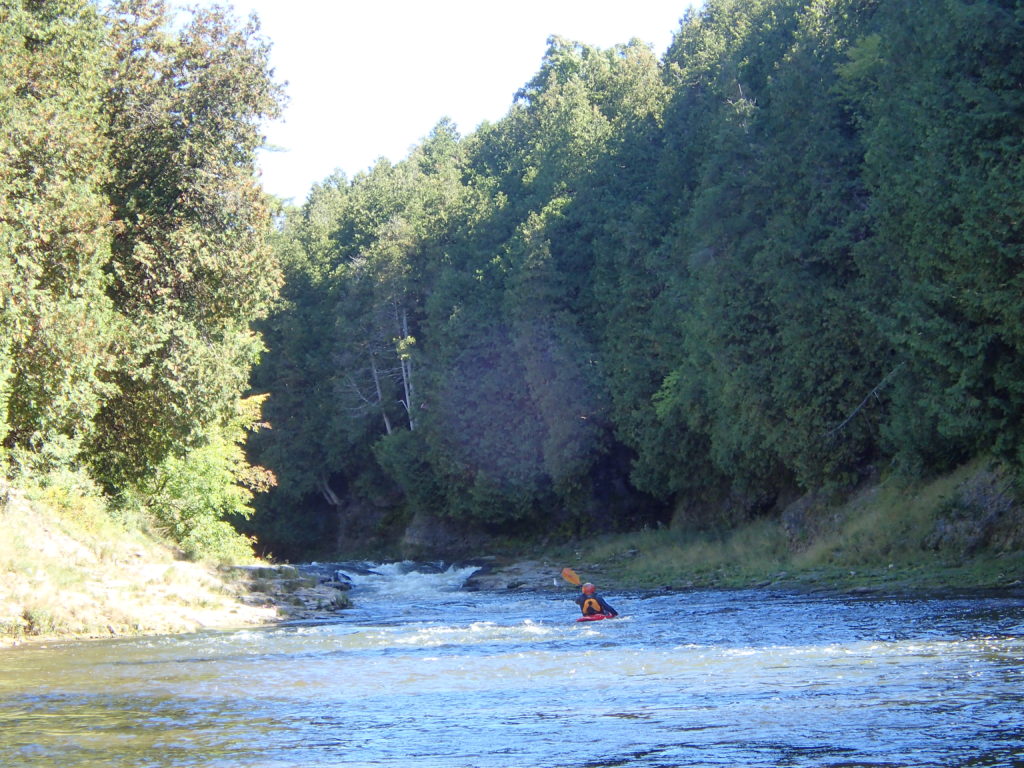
[1,562,1022,768]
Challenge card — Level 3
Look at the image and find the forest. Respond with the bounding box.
[1,0,281,560]
[2,0,1023,564]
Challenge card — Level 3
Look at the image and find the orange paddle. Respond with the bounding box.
[560,567,581,586]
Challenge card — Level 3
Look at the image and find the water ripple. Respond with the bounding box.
[1,577,1021,767]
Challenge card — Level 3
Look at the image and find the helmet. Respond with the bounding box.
[581,583,596,595]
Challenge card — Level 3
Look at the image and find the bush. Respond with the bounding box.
[127,429,266,564]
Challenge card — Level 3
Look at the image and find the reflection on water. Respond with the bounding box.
[0,564,1022,767]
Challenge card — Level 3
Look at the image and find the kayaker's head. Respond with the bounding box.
[581,583,596,595]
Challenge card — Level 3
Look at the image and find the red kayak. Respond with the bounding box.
[576,613,615,622]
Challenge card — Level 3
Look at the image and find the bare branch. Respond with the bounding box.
[342,373,376,408]
[318,476,341,507]
[823,363,905,440]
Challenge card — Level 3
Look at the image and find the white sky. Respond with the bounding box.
[193,1,702,203]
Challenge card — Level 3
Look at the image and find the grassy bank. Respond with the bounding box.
[551,462,1024,594]
[0,482,277,647]
[4,458,1020,648]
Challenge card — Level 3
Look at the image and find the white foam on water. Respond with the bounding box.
[384,618,563,648]
[336,561,482,599]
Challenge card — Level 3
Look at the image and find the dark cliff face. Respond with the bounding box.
[400,510,492,560]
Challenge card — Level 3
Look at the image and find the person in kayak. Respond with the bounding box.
[575,583,618,618]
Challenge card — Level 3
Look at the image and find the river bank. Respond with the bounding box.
[538,461,1024,598]
[461,553,1024,600]
[0,488,354,648]
[0,486,263,646]
[3,540,1020,649]
[4,458,1022,647]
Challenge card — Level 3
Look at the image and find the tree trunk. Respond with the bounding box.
[318,475,342,507]
[398,306,415,431]
[370,349,393,435]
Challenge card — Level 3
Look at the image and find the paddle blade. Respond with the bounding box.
[561,567,581,586]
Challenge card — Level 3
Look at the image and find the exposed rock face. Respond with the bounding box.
[400,511,490,559]
[781,491,833,546]
[461,559,581,592]
[673,479,797,531]
[227,564,353,619]
[333,490,406,554]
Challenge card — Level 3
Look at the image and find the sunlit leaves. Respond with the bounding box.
[0,0,117,468]
[91,0,283,487]
[0,0,285,560]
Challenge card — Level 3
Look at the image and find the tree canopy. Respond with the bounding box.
[1,0,282,561]
[5,0,1022,561]
[246,0,1024,558]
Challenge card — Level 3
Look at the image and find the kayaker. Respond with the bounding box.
[575,583,618,618]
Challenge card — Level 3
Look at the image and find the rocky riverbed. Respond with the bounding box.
[237,558,588,624]
[461,558,591,591]
[228,563,354,620]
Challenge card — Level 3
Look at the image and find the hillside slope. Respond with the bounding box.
[0,486,277,646]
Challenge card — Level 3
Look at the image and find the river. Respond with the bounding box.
[1,562,1022,767]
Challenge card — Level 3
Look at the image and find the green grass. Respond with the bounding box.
[551,462,1023,593]
[570,518,790,588]
[1,476,275,645]
[21,608,66,636]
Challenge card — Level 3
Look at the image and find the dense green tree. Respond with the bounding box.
[628,0,812,505]
[854,0,1024,475]
[0,0,287,560]
[639,0,895,513]
[247,0,1024,555]
[128,393,275,562]
[246,124,491,552]
[232,195,343,556]
[89,0,283,488]
[716,0,886,488]
[0,0,118,472]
